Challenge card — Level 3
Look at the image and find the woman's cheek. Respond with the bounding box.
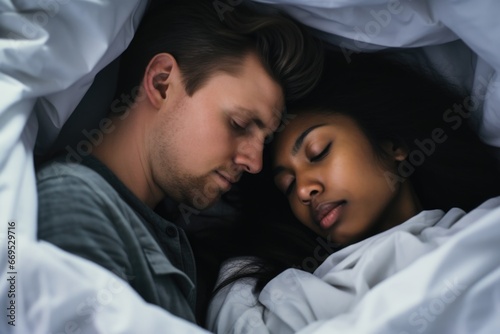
[293,205,310,227]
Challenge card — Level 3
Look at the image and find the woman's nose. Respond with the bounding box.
[296,176,322,205]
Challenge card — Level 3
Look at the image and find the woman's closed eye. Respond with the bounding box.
[309,142,331,162]
[280,143,332,196]
[285,179,296,196]
[274,174,295,197]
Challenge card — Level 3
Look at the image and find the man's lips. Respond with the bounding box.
[313,200,346,230]
[217,171,240,184]
[215,171,241,191]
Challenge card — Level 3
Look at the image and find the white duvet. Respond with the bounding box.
[1,0,499,333]
[207,197,500,333]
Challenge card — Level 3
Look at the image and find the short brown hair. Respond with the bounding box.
[113,0,324,112]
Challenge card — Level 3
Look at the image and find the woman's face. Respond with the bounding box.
[272,112,418,246]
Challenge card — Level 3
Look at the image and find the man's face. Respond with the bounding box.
[148,53,284,209]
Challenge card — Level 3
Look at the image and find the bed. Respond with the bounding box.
[1,0,499,333]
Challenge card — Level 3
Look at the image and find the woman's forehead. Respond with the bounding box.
[277,112,332,138]
[272,113,328,159]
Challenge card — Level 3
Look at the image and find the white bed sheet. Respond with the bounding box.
[0,0,499,333]
[0,0,147,237]
[207,197,500,333]
[254,0,500,147]
[0,237,210,334]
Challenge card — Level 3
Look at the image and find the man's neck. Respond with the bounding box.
[92,113,163,208]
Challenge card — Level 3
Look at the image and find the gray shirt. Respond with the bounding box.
[36,155,197,323]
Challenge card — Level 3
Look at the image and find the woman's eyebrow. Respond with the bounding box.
[291,123,326,155]
[273,123,326,177]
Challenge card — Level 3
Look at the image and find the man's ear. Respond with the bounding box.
[143,53,176,109]
[382,140,408,162]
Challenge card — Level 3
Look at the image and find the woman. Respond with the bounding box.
[204,49,500,333]
[272,109,419,247]
[269,49,500,248]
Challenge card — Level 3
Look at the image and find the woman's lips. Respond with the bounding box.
[314,201,346,230]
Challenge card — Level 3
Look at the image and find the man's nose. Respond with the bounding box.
[234,137,264,174]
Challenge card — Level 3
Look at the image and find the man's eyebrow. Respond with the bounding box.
[235,106,283,130]
[291,123,326,156]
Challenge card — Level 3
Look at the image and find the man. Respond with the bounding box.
[36,0,323,325]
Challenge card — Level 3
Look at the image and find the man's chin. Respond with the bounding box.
[188,192,221,211]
